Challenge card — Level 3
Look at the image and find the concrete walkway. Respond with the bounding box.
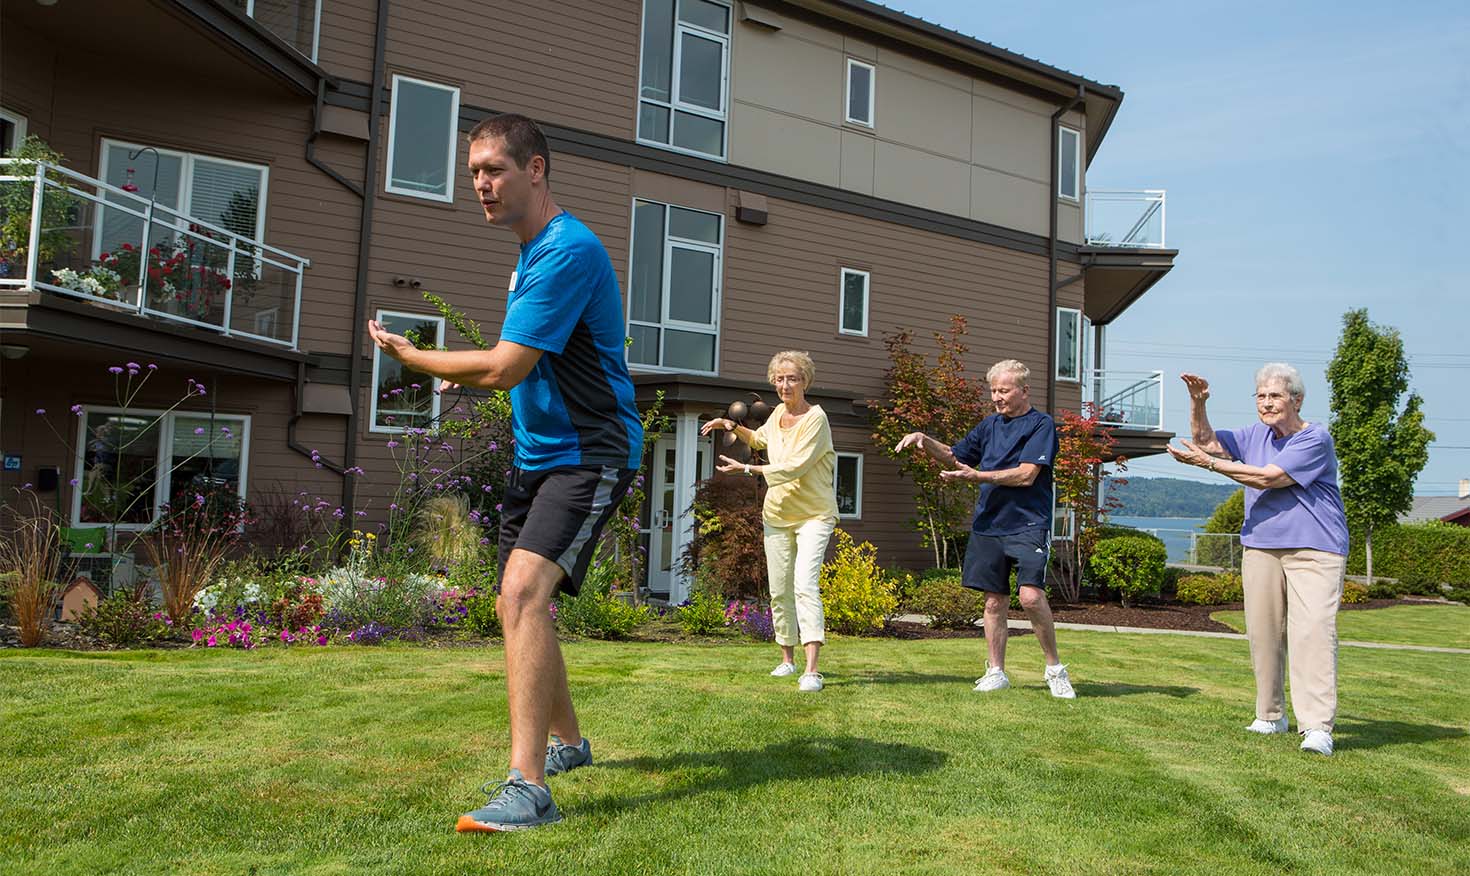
[893,614,1470,655]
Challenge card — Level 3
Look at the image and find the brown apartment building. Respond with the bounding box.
[0,0,1176,602]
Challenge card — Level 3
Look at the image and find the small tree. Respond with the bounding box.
[1053,404,1126,603]
[1326,309,1434,585]
[870,315,990,568]
[1197,489,1244,568]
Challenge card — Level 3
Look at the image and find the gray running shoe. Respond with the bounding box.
[455,769,562,833]
[544,735,592,777]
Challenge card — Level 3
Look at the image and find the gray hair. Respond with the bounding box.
[987,359,1030,387]
[1255,363,1305,401]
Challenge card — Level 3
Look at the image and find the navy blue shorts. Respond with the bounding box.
[962,528,1050,595]
[497,465,636,596]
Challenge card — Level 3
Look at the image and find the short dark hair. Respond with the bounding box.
[467,113,551,181]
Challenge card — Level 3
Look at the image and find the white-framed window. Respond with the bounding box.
[72,407,251,529]
[1055,306,1081,383]
[835,453,863,519]
[371,310,446,432]
[1058,125,1081,202]
[839,267,869,336]
[236,0,323,63]
[96,139,269,259]
[1052,500,1075,540]
[637,0,731,160]
[0,107,26,155]
[845,59,875,127]
[626,198,723,375]
[385,75,461,203]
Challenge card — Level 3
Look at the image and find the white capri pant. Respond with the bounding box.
[763,517,836,647]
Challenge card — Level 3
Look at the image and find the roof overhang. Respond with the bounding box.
[1079,246,1178,326]
[1108,428,1176,461]
[0,293,305,382]
[776,0,1123,164]
[632,373,868,426]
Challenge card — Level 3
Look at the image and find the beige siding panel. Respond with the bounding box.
[729,103,841,187]
[872,141,970,217]
[631,169,727,214]
[875,45,972,94]
[731,22,842,125]
[842,36,878,62]
[839,130,876,195]
[970,91,1049,183]
[970,166,1048,238]
[1058,200,1082,245]
[873,66,971,161]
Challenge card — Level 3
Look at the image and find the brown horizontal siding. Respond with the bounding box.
[0,19,56,139]
[315,0,378,82]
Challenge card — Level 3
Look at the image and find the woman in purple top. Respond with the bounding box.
[1167,363,1349,757]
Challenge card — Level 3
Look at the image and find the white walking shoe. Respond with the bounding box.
[1245,717,1290,735]
[1300,729,1334,756]
[1044,664,1076,699]
[798,672,824,692]
[973,665,1011,692]
[770,662,797,677]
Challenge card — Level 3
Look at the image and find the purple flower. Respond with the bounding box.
[108,366,124,374]
[70,404,83,415]
[125,361,139,369]
[332,507,345,519]
[84,542,95,550]
[34,408,45,415]
[194,494,205,506]
[495,503,503,512]
[386,440,400,449]
[147,363,158,370]
[194,427,205,435]
[355,510,367,517]
[69,478,79,486]
[483,485,493,493]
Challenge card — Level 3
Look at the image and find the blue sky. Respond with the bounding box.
[888,0,1470,495]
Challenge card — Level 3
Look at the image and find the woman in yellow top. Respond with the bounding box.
[701,351,837,692]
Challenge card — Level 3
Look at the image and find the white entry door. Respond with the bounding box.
[646,433,712,597]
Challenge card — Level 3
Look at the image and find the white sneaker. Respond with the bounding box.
[1300,729,1334,756]
[798,672,824,692]
[770,662,797,677]
[973,665,1011,692]
[1246,717,1290,734]
[1044,664,1076,699]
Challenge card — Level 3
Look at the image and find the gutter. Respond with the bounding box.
[339,0,391,521]
[1047,85,1086,415]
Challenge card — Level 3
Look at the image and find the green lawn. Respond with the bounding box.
[1212,603,1470,650]
[2,633,1467,876]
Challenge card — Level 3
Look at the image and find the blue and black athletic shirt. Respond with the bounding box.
[951,407,1058,535]
[499,212,643,471]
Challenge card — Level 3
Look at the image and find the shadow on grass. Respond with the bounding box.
[1069,682,1200,698]
[822,672,979,687]
[1334,715,1468,752]
[587,736,947,814]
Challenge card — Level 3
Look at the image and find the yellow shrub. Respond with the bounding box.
[1342,580,1369,605]
[820,530,898,635]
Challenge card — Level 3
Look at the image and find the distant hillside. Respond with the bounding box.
[1109,477,1238,518]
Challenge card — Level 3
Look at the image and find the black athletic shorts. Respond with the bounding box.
[497,465,636,596]
[962,527,1050,595]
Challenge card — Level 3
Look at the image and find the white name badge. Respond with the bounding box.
[508,270,518,292]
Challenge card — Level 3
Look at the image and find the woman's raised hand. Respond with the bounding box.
[1180,373,1211,402]
[701,418,733,436]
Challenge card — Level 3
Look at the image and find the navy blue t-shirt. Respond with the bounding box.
[499,212,643,470]
[950,407,1058,536]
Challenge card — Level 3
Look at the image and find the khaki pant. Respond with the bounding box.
[763,517,835,647]
[1241,547,1346,733]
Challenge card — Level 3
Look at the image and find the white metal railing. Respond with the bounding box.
[1083,369,1164,430]
[1085,189,1166,249]
[0,158,308,350]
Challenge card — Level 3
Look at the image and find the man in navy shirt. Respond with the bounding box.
[896,359,1076,698]
[368,114,642,831]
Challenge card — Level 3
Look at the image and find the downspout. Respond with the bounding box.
[340,0,391,518]
[1047,84,1086,415]
[292,81,366,475]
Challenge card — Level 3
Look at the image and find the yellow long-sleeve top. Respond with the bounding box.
[750,403,838,526]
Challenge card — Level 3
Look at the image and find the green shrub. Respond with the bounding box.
[1196,490,1245,567]
[682,476,768,601]
[677,589,728,636]
[1367,579,1405,600]
[886,564,922,611]
[1342,580,1369,605]
[76,591,172,647]
[1090,536,1167,606]
[556,589,651,639]
[819,530,899,635]
[1161,565,1187,597]
[462,590,501,637]
[1391,567,1448,597]
[909,575,982,630]
[1174,572,1244,606]
[1346,522,1470,586]
[1445,585,1470,605]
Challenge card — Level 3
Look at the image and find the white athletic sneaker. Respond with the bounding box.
[1246,717,1290,734]
[1044,664,1076,699]
[770,662,797,677]
[973,665,1011,692]
[1300,729,1334,756]
[798,672,824,692]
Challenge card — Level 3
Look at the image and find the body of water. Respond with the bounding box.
[1110,516,1209,563]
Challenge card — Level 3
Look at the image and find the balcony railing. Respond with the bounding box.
[0,158,308,350]
[1085,189,1166,249]
[1083,369,1164,431]
[227,0,322,62]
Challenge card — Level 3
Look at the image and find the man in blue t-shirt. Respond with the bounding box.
[367,114,642,832]
[896,359,1076,699]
